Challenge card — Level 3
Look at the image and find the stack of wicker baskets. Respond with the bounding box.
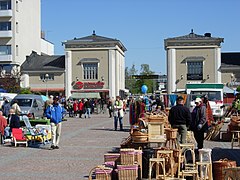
[117,148,141,180]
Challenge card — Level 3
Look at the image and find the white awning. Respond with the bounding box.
[71,92,100,99]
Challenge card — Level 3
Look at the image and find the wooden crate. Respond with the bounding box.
[148,122,165,142]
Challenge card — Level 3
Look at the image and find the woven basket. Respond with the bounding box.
[88,165,112,180]
[120,148,135,165]
[104,153,120,165]
[134,150,143,178]
[165,128,178,140]
[213,159,236,180]
[230,116,240,127]
[131,131,148,143]
[117,165,138,180]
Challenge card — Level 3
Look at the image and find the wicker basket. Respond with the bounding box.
[230,116,240,127]
[104,153,120,165]
[147,112,167,123]
[134,150,143,178]
[89,165,112,180]
[165,128,178,140]
[213,159,236,180]
[120,148,135,165]
[117,165,138,180]
[131,131,148,143]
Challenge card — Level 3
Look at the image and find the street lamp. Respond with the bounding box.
[45,73,49,97]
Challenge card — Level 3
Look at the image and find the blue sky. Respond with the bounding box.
[41,0,240,74]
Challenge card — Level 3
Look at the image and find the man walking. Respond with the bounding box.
[168,96,191,144]
[46,97,65,149]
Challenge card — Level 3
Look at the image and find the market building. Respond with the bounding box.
[164,30,224,94]
[63,31,127,99]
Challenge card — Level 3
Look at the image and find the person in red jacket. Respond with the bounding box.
[73,100,78,117]
[78,99,84,118]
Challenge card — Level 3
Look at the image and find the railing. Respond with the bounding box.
[0,10,12,17]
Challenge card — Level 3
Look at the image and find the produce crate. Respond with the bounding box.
[117,165,138,180]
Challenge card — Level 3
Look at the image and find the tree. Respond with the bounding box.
[125,64,138,94]
[125,64,156,94]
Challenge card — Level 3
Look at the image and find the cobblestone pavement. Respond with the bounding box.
[0,112,130,180]
[1,112,240,180]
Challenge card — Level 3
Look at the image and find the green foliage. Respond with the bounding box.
[19,88,32,94]
[125,63,156,94]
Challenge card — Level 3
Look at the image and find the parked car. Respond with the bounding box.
[11,94,44,118]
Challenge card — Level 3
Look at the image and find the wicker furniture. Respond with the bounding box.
[198,148,212,180]
[223,167,240,180]
[165,128,178,149]
[231,130,240,148]
[157,150,174,178]
[177,143,196,179]
[149,157,166,180]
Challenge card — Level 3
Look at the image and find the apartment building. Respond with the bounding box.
[0,0,53,88]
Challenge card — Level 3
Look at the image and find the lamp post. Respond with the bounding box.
[45,73,49,97]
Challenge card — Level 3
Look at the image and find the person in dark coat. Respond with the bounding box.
[191,97,207,149]
[168,96,191,144]
[4,108,20,138]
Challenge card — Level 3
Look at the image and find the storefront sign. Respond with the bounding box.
[73,81,104,89]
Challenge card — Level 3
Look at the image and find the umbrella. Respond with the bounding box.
[41,95,49,102]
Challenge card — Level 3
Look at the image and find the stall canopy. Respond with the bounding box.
[71,92,100,99]
[223,86,238,94]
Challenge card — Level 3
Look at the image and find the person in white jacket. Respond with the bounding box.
[113,96,124,131]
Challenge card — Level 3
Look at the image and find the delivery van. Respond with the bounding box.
[12,94,44,118]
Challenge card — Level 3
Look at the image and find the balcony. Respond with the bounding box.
[0,30,12,38]
[0,54,12,62]
[187,73,203,80]
[0,10,12,17]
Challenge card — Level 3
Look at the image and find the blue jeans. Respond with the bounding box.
[85,108,91,118]
[4,127,11,138]
[114,116,123,130]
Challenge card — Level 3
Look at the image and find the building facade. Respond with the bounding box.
[63,31,127,99]
[21,51,65,96]
[164,30,224,94]
[0,0,53,90]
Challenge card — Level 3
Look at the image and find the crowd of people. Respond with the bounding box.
[0,96,66,150]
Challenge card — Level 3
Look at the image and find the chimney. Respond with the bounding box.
[204,33,211,37]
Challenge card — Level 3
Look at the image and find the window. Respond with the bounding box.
[187,61,203,80]
[0,0,11,10]
[0,22,11,31]
[0,45,11,55]
[83,63,98,80]
[40,74,54,81]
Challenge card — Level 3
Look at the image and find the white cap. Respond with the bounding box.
[195,98,202,103]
